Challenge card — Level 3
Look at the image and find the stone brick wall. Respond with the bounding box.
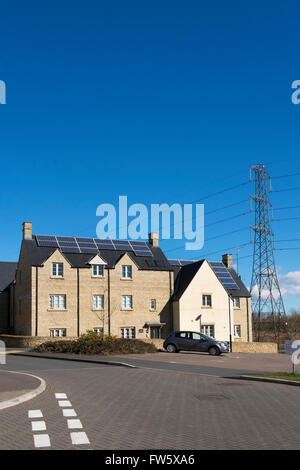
[0,334,77,348]
[231,341,278,353]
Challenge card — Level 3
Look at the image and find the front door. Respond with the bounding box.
[150,327,160,339]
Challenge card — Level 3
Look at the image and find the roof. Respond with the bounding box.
[172,260,250,300]
[0,262,17,291]
[24,236,173,271]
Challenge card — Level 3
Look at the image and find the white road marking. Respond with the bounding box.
[67,419,83,429]
[28,410,43,418]
[31,421,47,431]
[58,400,72,407]
[63,409,77,417]
[55,393,67,399]
[33,434,51,448]
[70,432,90,445]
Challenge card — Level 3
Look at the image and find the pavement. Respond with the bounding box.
[0,370,41,403]
[0,353,300,450]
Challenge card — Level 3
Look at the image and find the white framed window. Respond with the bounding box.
[234,325,241,337]
[233,297,240,308]
[120,327,136,339]
[122,265,132,279]
[93,295,104,310]
[49,328,66,337]
[202,294,212,307]
[122,295,133,310]
[52,263,63,277]
[49,295,66,310]
[150,299,156,310]
[92,265,104,277]
[93,327,104,335]
[201,325,215,338]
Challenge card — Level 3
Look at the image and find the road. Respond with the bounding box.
[0,353,300,450]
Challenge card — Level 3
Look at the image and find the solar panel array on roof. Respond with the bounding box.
[168,259,196,266]
[35,235,153,257]
[209,262,239,290]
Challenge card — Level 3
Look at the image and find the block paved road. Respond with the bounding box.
[1,354,300,450]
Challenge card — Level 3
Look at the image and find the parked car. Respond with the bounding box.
[163,331,230,355]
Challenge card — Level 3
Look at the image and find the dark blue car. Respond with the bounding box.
[163,331,230,355]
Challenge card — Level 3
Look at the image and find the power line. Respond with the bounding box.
[273,205,300,211]
[272,187,300,193]
[272,172,300,179]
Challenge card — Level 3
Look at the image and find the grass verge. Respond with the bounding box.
[254,372,300,382]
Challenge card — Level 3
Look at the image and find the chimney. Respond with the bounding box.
[148,232,159,247]
[222,253,232,267]
[23,222,32,240]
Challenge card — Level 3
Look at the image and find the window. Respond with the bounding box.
[233,297,240,308]
[201,325,215,338]
[191,332,201,340]
[150,299,156,310]
[49,295,66,309]
[122,265,132,279]
[92,265,104,277]
[202,294,212,307]
[234,325,241,337]
[93,327,104,335]
[93,295,104,310]
[49,328,66,337]
[121,327,136,339]
[52,263,63,277]
[122,295,133,310]
[175,331,189,338]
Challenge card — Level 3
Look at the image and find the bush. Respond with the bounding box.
[31,337,157,355]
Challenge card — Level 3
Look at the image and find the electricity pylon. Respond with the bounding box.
[249,164,286,343]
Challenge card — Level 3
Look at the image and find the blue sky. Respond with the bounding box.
[0,1,300,311]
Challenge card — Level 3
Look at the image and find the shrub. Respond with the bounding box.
[31,337,157,355]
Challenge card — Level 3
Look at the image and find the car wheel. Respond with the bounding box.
[166,344,177,353]
[208,346,221,356]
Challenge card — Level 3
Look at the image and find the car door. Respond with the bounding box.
[174,332,191,350]
[190,332,209,352]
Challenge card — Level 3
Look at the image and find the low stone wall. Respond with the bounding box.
[142,338,165,350]
[232,341,278,354]
[0,334,77,348]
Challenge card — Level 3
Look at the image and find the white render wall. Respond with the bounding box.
[175,260,234,342]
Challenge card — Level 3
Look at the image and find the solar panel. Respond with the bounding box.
[36,235,57,242]
[209,262,239,290]
[60,247,81,253]
[38,240,59,247]
[168,259,181,266]
[57,237,75,243]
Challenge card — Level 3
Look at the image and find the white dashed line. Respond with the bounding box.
[31,421,47,431]
[67,419,83,429]
[55,393,67,399]
[58,400,72,407]
[54,392,91,446]
[28,410,43,418]
[70,432,90,445]
[63,408,77,417]
[33,434,51,448]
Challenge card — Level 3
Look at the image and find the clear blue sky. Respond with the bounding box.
[1,1,300,311]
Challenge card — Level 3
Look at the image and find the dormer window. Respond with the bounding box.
[52,263,63,277]
[92,265,104,277]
